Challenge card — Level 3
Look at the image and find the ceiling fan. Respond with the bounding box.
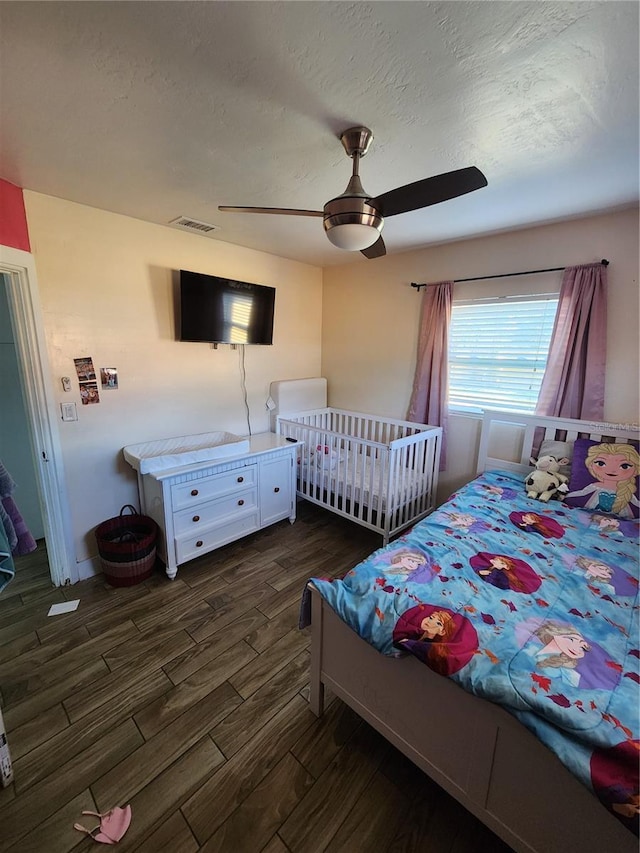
[219,126,488,259]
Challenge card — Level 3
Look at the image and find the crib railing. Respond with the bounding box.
[277,408,441,542]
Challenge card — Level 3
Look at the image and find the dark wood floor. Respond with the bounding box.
[0,501,513,852]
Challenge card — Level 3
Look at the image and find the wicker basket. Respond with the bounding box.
[95,505,158,587]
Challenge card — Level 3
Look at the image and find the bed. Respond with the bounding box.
[304,410,639,853]
[274,400,441,545]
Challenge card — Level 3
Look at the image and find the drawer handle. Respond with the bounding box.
[192,515,200,523]
[191,489,199,496]
[274,487,280,493]
[195,540,203,548]
[237,476,244,483]
[238,499,245,506]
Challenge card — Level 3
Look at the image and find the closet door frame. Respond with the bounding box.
[0,245,75,586]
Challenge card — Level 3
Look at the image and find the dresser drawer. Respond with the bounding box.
[175,511,260,563]
[171,464,257,510]
[173,488,258,535]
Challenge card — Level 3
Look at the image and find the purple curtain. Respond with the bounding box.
[407,281,453,469]
[535,263,607,420]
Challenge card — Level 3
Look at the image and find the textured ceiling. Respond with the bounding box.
[0,1,638,267]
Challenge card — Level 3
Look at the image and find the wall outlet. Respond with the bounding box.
[60,402,78,422]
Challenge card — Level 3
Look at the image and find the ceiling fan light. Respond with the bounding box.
[325,223,380,251]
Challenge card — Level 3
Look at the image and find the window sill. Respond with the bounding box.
[448,408,536,420]
[448,410,483,421]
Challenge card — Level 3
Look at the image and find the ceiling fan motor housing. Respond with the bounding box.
[323,196,383,249]
[323,195,383,231]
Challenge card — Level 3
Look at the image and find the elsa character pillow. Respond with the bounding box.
[564,439,640,519]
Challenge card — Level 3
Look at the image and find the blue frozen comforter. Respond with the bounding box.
[308,470,640,835]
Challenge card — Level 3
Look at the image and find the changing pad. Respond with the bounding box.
[123,431,250,474]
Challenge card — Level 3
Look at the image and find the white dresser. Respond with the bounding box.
[136,433,297,579]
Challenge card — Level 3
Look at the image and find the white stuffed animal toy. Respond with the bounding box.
[524,455,570,502]
[314,444,342,471]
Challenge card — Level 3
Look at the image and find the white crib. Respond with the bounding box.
[276,407,442,543]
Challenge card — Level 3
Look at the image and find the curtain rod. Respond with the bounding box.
[410,259,609,291]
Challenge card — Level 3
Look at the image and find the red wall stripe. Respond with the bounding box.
[0,179,31,252]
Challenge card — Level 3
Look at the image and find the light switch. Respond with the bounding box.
[60,402,78,422]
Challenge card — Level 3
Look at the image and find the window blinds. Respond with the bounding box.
[449,295,559,414]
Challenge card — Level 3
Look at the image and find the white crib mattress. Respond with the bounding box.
[299,455,422,513]
[123,432,250,474]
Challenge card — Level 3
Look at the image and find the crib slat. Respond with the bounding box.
[365,445,374,526]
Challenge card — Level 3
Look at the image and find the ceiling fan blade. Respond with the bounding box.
[218,206,323,218]
[361,235,386,259]
[371,166,487,218]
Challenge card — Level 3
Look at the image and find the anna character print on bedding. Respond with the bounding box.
[306,469,639,836]
[591,739,640,836]
[509,510,565,539]
[392,603,479,675]
[469,551,541,593]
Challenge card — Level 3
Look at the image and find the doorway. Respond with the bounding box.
[0,277,44,539]
[0,246,75,586]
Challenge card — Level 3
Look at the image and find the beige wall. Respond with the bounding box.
[22,196,639,570]
[24,192,323,572]
[322,208,640,500]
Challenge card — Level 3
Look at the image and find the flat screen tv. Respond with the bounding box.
[179,270,275,345]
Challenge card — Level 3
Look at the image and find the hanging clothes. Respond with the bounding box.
[0,519,15,593]
[0,457,37,564]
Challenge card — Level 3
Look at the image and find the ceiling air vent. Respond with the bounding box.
[169,216,220,235]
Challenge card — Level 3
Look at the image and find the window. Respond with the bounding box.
[222,291,253,343]
[448,295,559,415]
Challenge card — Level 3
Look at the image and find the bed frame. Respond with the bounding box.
[308,410,639,853]
[277,407,442,543]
